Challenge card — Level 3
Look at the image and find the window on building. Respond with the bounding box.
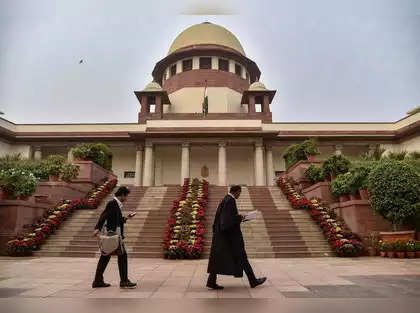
[235,64,242,77]
[170,64,177,76]
[182,59,192,72]
[246,72,249,81]
[218,58,229,72]
[199,57,212,69]
[255,96,263,113]
[124,171,135,178]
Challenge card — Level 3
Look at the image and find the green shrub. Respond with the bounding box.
[394,240,407,252]
[45,155,66,177]
[304,164,325,184]
[322,154,351,178]
[330,172,352,198]
[406,151,420,160]
[61,164,80,182]
[0,168,38,198]
[368,160,420,229]
[384,150,408,161]
[349,161,378,191]
[19,159,49,181]
[72,143,113,170]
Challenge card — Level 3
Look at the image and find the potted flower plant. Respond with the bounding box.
[378,240,387,257]
[45,155,66,181]
[394,240,407,258]
[406,240,416,258]
[330,173,352,202]
[415,241,420,258]
[386,241,396,258]
[322,154,351,181]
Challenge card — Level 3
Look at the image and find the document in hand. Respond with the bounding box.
[244,210,259,221]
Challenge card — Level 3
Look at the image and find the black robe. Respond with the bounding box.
[95,199,127,239]
[207,194,247,277]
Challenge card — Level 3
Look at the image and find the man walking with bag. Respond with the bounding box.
[92,186,137,289]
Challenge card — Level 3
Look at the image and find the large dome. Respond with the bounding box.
[168,22,246,56]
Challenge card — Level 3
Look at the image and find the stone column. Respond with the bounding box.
[134,144,143,187]
[143,142,154,186]
[229,59,235,73]
[248,95,256,114]
[211,56,218,70]
[218,142,227,186]
[266,145,274,186]
[180,143,190,186]
[254,142,265,186]
[67,146,74,163]
[263,95,270,113]
[192,56,199,70]
[335,144,343,156]
[33,146,42,160]
[155,95,162,118]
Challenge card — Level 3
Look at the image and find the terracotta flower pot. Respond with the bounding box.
[359,189,369,200]
[0,190,6,200]
[367,247,377,256]
[396,252,406,259]
[380,251,386,257]
[406,252,416,259]
[349,193,361,201]
[49,175,59,182]
[416,251,420,258]
[339,194,350,203]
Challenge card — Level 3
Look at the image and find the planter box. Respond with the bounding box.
[380,230,416,242]
[286,160,322,186]
[302,181,335,204]
[34,181,92,206]
[0,200,50,255]
[73,161,116,185]
[330,200,393,236]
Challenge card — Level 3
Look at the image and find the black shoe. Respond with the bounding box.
[120,280,137,289]
[206,283,224,290]
[250,277,267,288]
[92,281,111,288]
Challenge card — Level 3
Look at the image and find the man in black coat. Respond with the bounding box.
[207,185,266,289]
[92,186,137,289]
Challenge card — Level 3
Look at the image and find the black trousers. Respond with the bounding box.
[207,257,257,286]
[94,252,128,283]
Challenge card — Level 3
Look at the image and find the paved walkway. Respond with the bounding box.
[1,256,420,300]
[1,257,420,313]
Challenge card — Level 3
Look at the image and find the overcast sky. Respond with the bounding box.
[0,0,419,124]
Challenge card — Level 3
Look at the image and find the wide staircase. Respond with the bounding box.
[34,186,180,258]
[203,186,332,258]
[35,185,331,258]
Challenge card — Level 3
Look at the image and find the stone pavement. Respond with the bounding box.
[0,256,419,300]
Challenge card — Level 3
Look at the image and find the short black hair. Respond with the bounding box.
[115,186,130,197]
[229,185,242,194]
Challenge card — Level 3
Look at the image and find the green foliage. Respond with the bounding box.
[393,240,407,252]
[360,146,385,161]
[72,143,113,170]
[61,164,80,182]
[349,161,378,191]
[321,154,351,178]
[330,172,352,198]
[304,164,325,184]
[0,168,38,198]
[384,150,408,161]
[368,160,420,227]
[44,155,66,177]
[406,151,420,160]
